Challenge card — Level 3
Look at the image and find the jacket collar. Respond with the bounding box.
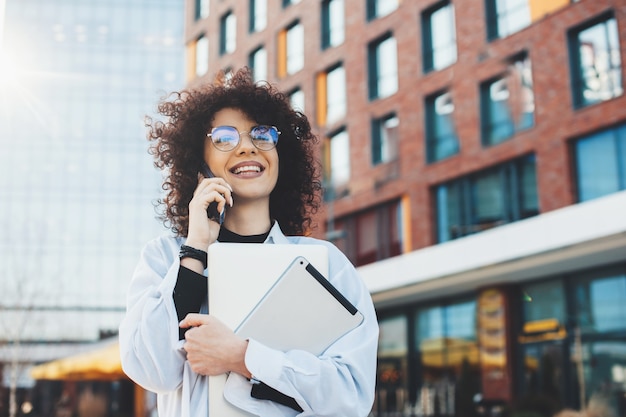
[265,221,290,244]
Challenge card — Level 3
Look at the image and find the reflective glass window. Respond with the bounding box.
[422,3,457,72]
[286,22,304,74]
[368,34,398,100]
[366,0,398,20]
[425,91,459,163]
[250,0,267,32]
[321,0,345,49]
[486,0,530,40]
[481,54,534,146]
[326,65,347,124]
[574,123,626,202]
[372,114,399,165]
[569,15,622,108]
[435,154,539,242]
[249,46,267,82]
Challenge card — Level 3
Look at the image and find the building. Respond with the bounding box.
[0,0,184,415]
[186,0,626,416]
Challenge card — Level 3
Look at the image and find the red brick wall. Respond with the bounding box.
[186,0,626,249]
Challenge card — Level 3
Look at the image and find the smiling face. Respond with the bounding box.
[204,107,279,206]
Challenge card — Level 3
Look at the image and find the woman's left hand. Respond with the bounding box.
[180,313,251,378]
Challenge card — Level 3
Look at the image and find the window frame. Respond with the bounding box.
[371,112,399,166]
[366,0,398,21]
[219,11,236,56]
[321,0,345,50]
[249,0,267,33]
[422,1,457,73]
[434,154,539,243]
[248,45,267,82]
[485,0,531,41]
[425,90,460,163]
[480,53,535,146]
[568,12,623,109]
[367,32,398,100]
[318,63,347,126]
[573,122,626,202]
[195,0,209,20]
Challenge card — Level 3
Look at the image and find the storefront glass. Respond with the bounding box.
[413,299,479,417]
[518,264,626,417]
[375,315,409,415]
[571,266,626,416]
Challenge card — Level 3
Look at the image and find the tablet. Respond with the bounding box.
[235,255,363,355]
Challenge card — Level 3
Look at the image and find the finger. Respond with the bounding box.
[196,179,233,201]
[179,313,209,328]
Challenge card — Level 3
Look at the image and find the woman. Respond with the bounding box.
[119,68,379,417]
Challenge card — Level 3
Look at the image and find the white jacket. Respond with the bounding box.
[119,222,379,417]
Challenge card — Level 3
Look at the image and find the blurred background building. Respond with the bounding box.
[186,0,626,416]
[0,0,183,415]
[1,0,626,416]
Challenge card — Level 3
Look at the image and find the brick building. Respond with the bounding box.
[185,0,626,415]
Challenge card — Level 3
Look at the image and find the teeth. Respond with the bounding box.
[233,165,261,174]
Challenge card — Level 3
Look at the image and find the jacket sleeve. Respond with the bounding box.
[224,247,379,417]
[118,237,195,393]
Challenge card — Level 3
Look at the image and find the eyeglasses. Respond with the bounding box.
[207,125,281,152]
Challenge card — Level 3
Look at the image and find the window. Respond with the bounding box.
[317,64,346,126]
[248,46,267,82]
[414,299,479,416]
[321,0,345,49]
[282,0,301,7]
[368,34,398,100]
[376,315,409,415]
[194,35,209,77]
[435,154,538,242]
[574,122,626,202]
[486,0,530,40]
[249,0,267,33]
[334,200,403,266]
[480,54,534,146]
[219,11,236,55]
[569,14,622,108]
[372,113,399,165]
[323,128,350,192]
[195,0,209,20]
[288,88,305,112]
[425,91,459,163]
[286,22,304,75]
[518,265,626,415]
[422,2,457,72]
[366,0,398,21]
[572,266,626,334]
[277,21,304,77]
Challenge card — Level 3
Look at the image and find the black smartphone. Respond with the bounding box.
[201,163,225,225]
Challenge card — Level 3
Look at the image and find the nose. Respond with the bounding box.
[236,132,257,153]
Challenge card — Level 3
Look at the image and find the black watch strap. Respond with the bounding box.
[179,245,208,269]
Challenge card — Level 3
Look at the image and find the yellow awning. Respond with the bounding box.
[30,341,125,381]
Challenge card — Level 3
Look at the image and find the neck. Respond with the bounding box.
[222,200,272,236]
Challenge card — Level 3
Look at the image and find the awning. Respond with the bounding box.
[30,341,125,381]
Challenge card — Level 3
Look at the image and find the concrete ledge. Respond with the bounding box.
[358,190,626,308]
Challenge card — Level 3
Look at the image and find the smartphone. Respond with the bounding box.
[201,163,225,225]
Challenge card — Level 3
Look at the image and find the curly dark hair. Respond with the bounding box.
[145,68,322,237]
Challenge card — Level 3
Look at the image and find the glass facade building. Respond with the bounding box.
[0,0,185,342]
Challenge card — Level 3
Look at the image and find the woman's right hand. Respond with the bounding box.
[185,175,233,251]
